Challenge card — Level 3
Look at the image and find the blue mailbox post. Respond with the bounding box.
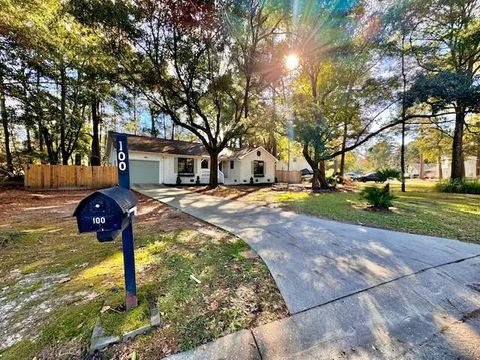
[115,133,138,310]
[74,133,138,310]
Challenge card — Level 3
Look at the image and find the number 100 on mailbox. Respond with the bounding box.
[73,186,137,242]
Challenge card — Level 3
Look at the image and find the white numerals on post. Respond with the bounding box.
[118,141,127,171]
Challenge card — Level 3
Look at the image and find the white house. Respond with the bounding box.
[408,156,479,179]
[105,132,278,185]
[277,156,312,172]
[440,156,479,178]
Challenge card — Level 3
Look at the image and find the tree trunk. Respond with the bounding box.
[339,122,348,182]
[26,128,33,164]
[60,64,68,165]
[90,95,101,166]
[303,144,329,190]
[312,161,329,190]
[318,160,328,189]
[0,72,13,174]
[171,122,175,140]
[149,104,157,137]
[312,166,321,190]
[35,71,44,157]
[400,33,407,192]
[437,154,443,180]
[419,153,425,179]
[41,127,58,165]
[208,151,219,188]
[400,120,406,191]
[451,106,465,180]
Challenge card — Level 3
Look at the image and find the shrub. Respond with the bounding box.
[326,175,338,187]
[360,184,396,209]
[176,176,182,185]
[435,179,480,194]
[376,169,401,182]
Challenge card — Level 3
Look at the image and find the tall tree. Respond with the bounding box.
[121,0,282,187]
[407,0,480,180]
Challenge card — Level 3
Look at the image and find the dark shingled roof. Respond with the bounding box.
[109,132,209,156]
[107,132,277,161]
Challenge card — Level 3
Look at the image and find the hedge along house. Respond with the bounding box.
[105,132,278,186]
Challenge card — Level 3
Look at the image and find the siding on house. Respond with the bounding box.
[408,156,480,179]
[277,157,312,172]
[106,133,278,185]
[228,147,276,185]
[108,148,212,185]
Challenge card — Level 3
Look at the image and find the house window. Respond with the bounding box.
[201,159,209,169]
[178,158,194,175]
[230,161,234,169]
[253,160,264,177]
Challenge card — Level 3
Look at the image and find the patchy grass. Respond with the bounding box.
[0,190,287,360]
[101,289,152,336]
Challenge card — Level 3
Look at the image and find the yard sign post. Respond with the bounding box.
[116,133,138,310]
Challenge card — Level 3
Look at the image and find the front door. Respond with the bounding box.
[222,161,229,178]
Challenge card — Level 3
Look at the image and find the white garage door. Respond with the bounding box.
[129,160,160,184]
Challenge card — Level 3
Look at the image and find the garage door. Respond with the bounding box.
[129,160,160,184]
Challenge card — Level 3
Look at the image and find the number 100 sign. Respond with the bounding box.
[116,133,131,189]
[118,140,127,171]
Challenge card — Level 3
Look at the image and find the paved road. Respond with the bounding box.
[136,186,480,359]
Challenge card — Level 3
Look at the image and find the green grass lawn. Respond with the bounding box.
[0,191,287,360]
[274,180,480,243]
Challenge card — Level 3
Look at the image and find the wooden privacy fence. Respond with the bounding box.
[275,170,302,184]
[25,165,118,190]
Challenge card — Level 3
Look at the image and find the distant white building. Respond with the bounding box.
[440,156,479,178]
[277,156,312,172]
[409,156,479,179]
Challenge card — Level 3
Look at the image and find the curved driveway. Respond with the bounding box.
[137,185,480,358]
[136,186,480,313]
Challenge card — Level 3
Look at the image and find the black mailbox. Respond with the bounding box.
[73,186,138,242]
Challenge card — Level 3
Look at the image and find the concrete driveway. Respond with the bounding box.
[136,185,480,359]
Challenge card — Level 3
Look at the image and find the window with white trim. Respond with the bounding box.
[253,160,264,177]
[178,158,194,175]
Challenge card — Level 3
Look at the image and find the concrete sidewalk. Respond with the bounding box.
[166,257,480,359]
[136,185,480,359]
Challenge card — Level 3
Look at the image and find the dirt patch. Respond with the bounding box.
[0,271,98,351]
[0,189,86,228]
[185,185,269,201]
[0,189,201,232]
[134,193,201,232]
